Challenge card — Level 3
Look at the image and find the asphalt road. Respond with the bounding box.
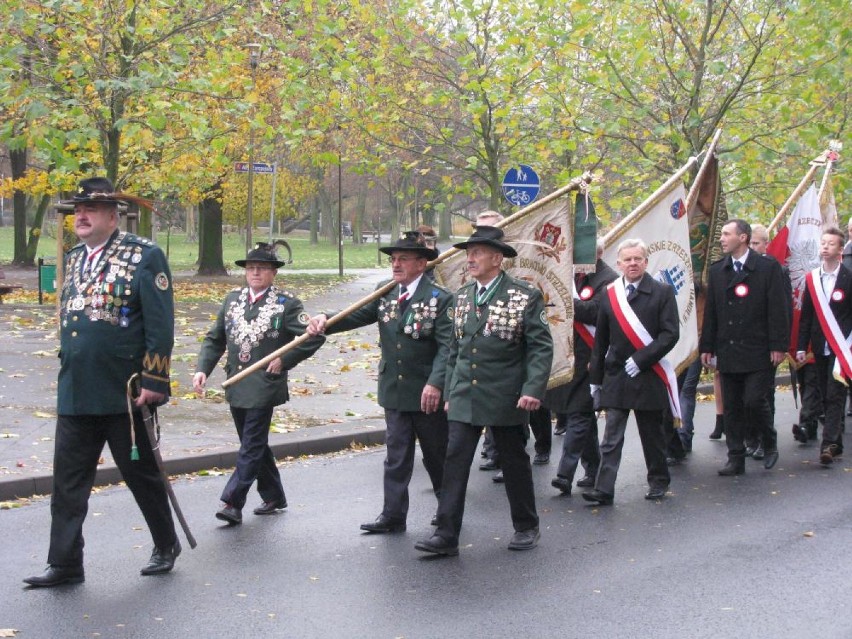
[3,391,851,639]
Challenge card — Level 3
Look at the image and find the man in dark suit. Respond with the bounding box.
[415,226,553,556]
[308,232,451,533]
[582,238,679,505]
[550,242,619,494]
[194,243,325,525]
[700,219,790,475]
[24,177,180,587]
[796,227,852,465]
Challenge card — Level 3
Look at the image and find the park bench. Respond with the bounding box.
[0,268,23,303]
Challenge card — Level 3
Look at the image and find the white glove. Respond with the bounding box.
[625,357,640,378]
[589,384,601,397]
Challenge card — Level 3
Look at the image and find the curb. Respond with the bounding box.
[0,423,387,502]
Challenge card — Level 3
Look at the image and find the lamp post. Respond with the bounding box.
[245,42,261,254]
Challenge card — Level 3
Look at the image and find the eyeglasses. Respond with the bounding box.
[387,256,422,265]
[245,265,274,272]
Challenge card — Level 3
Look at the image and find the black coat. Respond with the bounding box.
[590,273,679,411]
[545,259,619,413]
[699,250,790,373]
[797,264,852,355]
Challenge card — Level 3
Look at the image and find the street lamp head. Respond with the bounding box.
[245,43,262,69]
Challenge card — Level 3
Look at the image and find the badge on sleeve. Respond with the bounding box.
[734,283,749,298]
[155,273,170,291]
[540,310,548,325]
[298,312,310,325]
[831,289,845,302]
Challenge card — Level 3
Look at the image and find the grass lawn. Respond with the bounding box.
[0,226,387,271]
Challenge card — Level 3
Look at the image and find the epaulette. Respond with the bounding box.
[509,275,535,291]
[272,286,294,301]
[121,232,156,248]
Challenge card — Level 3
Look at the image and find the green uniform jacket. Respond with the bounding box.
[58,230,174,415]
[446,272,553,426]
[327,278,453,411]
[196,286,325,409]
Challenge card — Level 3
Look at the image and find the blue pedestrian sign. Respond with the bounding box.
[234,162,276,174]
[502,164,540,207]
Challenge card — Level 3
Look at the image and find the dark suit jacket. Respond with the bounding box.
[590,273,679,411]
[546,258,619,413]
[797,264,852,355]
[196,286,324,409]
[700,250,790,372]
[327,278,453,411]
[842,241,852,273]
[445,272,553,426]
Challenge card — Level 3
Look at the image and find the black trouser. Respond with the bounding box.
[49,413,176,567]
[556,411,600,480]
[381,409,448,521]
[814,355,846,452]
[595,408,670,496]
[435,422,538,545]
[797,362,823,436]
[721,368,778,457]
[528,407,553,455]
[221,406,286,510]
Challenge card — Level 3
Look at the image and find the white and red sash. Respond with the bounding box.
[572,285,596,349]
[607,282,681,421]
[805,268,852,383]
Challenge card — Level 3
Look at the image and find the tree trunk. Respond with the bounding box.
[10,147,28,265]
[197,184,227,275]
[353,187,367,245]
[23,194,51,266]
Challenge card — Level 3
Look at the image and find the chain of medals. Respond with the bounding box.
[226,287,285,363]
[402,289,440,339]
[62,232,141,327]
[453,275,528,342]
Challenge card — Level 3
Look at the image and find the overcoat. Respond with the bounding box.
[797,263,852,355]
[589,273,679,411]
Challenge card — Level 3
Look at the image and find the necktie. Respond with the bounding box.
[477,286,487,304]
[82,249,101,279]
[626,283,636,298]
[398,285,410,313]
[733,260,742,273]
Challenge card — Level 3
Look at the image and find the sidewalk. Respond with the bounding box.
[0,267,392,501]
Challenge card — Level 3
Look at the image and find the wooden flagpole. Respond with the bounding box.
[602,157,699,248]
[766,150,829,235]
[223,172,593,389]
[683,128,723,212]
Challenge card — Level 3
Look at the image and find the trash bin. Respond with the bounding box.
[38,258,57,304]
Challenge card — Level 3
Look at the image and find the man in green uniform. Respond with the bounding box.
[24,177,179,587]
[193,243,324,525]
[415,226,553,556]
[307,231,452,533]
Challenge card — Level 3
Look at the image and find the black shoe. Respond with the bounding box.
[479,458,499,471]
[492,470,505,483]
[508,527,540,550]
[533,452,550,465]
[581,489,613,505]
[752,446,765,460]
[253,499,287,515]
[23,565,84,588]
[666,456,684,466]
[415,535,459,556]
[554,425,566,436]
[216,503,242,525]
[744,446,756,458]
[576,475,595,488]
[718,459,745,476]
[360,514,406,533]
[709,415,724,439]
[792,423,809,444]
[551,477,572,495]
[763,449,779,469]
[645,487,666,500]
[140,540,181,575]
[430,513,438,526]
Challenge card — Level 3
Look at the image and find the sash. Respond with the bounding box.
[572,285,596,349]
[607,282,681,421]
[805,269,852,383]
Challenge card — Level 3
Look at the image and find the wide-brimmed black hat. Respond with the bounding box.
[61,177,126,205]
[453,225,517,257]
[379,230,439,260]
[236,242,287,269]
